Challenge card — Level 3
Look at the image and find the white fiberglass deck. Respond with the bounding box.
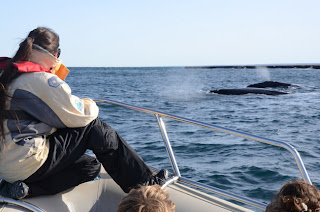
[0,168,253,212]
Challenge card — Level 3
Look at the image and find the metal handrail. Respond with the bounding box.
[0,196,45,212]
[96,98,311,210]
[178,176,267,209]
[155,114,181,177]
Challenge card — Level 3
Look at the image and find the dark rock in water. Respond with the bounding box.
[247,81,292,88]
[210,88,288,95]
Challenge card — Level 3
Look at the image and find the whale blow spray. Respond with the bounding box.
[255,66,271,81]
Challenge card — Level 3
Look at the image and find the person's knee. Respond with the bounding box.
[88,119,119,151]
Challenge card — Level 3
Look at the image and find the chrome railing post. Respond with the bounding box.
[155,114,181,177]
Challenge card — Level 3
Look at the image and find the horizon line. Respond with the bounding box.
[67,63,320,69]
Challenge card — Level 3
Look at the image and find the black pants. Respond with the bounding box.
[24,118,153,197]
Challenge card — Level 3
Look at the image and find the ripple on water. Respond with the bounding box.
[67,67,320,206]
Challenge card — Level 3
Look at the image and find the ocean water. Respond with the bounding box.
[67,67,320,210]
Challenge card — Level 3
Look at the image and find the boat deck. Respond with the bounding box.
[0,168,253,212]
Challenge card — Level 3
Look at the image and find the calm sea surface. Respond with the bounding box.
[67,67,320,210]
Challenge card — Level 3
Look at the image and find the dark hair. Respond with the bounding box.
[266,179,320,212]
[0,27,59,151]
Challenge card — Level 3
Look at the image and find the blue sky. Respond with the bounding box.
[1,0,319,67]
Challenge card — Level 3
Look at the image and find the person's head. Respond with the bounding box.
[0,27,60,150]
[266,179,320,212]
[117,185,175,212]
[13,27,60,62]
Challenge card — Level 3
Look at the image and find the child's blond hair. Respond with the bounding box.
[117,185,175,212]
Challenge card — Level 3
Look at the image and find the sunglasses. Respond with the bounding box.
[57,48,61,58]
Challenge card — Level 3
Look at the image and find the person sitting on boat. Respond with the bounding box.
[266,179,320,212]
[117,184,175,212]
[0,27,168,200]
